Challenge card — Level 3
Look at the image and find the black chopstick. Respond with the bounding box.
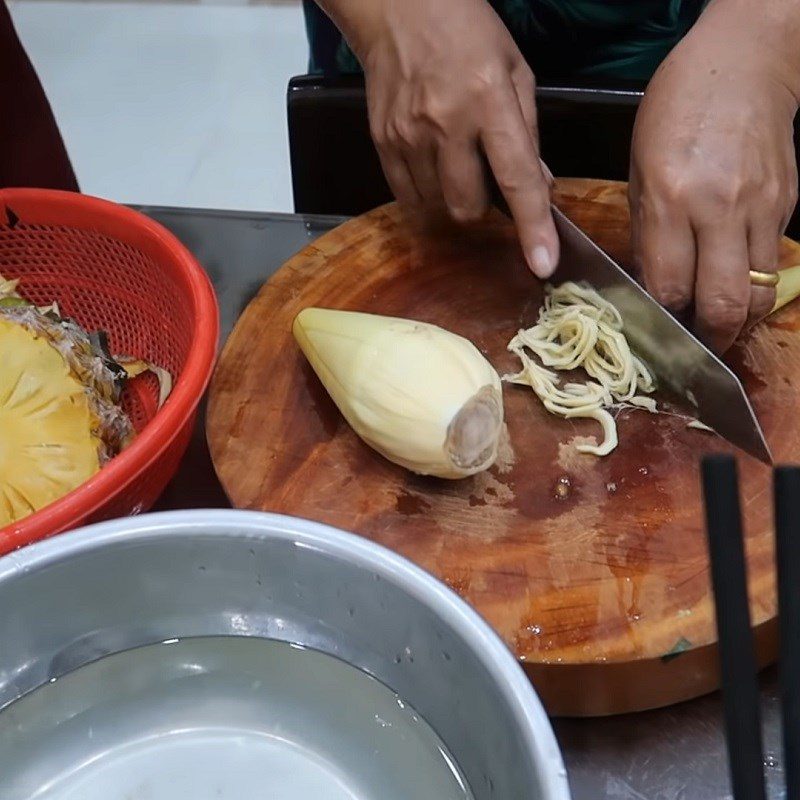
[701,455,767,800]
[775,466,800,799]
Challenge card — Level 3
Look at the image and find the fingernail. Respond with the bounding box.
[530,245,555,278]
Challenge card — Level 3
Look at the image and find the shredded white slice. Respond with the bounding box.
[628,396,658,413]
[686,419,715,433]
[504,281,656,456]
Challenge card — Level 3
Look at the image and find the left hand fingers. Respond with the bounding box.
[693,220,751,354]
[635,203,697,317]
[746,214,781,326]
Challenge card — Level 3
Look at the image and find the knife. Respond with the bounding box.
[551,207,772,464]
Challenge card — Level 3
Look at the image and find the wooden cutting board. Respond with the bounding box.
[208,178,800,716]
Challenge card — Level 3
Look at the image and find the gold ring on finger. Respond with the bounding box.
[749,269,780,288]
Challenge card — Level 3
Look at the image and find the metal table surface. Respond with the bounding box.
[140,204,785,800]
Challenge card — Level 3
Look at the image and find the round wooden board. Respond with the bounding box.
[208,179,800,716]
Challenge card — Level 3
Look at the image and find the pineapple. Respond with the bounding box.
[0,316,102,525]
[0,273,169,527]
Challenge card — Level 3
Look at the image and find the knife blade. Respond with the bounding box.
[551,207,771,464]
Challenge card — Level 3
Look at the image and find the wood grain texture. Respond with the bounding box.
[208,179,800,716]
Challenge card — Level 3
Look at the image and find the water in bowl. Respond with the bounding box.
[0,636,474,800]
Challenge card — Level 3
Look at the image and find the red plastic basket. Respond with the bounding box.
[0,189,219,555]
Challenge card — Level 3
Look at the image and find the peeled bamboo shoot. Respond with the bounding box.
[293,308,504,479]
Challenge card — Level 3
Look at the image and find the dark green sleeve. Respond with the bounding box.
[302,1,361,75]
[490,0,705,81]
[303,0,705,82]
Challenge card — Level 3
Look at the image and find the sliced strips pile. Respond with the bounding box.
[505,281,656,456]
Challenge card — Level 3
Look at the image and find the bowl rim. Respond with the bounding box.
[0,508,571,800]
[0,189,219,552]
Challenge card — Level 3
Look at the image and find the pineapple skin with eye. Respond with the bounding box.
[293,308,504,479]
[0,318,101,526]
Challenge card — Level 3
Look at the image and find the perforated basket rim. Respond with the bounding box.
[0,189,219,552]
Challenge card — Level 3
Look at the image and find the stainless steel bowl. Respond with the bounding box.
[0,509,570,799]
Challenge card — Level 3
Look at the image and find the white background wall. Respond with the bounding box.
[9,0,309,211]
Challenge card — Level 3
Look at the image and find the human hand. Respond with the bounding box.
[629,0,799,353]
[321,0,558,277]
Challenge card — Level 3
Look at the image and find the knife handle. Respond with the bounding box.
[772,266,800,315]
